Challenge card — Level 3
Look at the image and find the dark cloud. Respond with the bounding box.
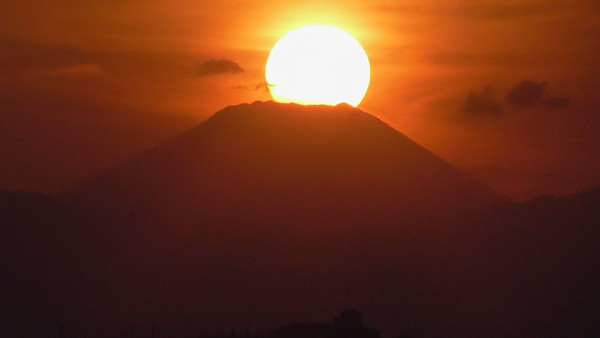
[507,80,572,110]
[255,81,270,91]
[463,86,502,116]
[507,80,548,107]
[193,59,244,77]
[233,82,270,91]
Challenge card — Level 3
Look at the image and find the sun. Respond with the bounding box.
[266,25,370,107]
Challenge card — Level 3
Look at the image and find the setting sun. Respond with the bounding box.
[266,25,370,107]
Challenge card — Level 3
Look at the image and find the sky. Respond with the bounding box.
[1,0,599,200]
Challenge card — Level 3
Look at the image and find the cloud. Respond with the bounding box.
[506,80,548,107]
[254,82,270,91]
[462,86,502,116]
[232,82,271,91]
[193,59,244,77]
[461,80,573,120]
[507,80,571,109]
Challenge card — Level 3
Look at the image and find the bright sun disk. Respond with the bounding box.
[266,25,370,107]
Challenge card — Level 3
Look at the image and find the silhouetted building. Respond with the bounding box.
[270,310,379,338]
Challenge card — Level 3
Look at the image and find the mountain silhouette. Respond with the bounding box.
[57,101,509,335]
[63,101,506,219]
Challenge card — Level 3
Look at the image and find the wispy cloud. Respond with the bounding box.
[193,59,244,77]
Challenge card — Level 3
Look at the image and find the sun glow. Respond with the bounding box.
[266,25,370,107]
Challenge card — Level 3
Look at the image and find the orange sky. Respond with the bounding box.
[1,0,599,199]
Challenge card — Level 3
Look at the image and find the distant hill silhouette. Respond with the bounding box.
[1,102,598,337]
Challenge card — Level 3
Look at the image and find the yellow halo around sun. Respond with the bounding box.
[266,25,370,107]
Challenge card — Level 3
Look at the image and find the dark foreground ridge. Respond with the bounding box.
[1,102,598,337]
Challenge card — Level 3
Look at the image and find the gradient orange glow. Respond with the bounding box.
[1,0,599,200]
